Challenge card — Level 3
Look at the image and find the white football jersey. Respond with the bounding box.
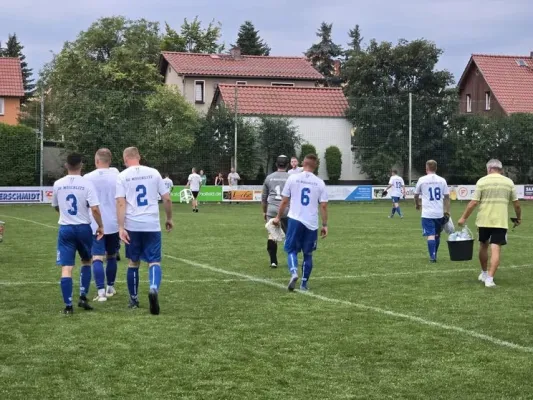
[188,173,202,191]
[52,175,99,226]
[228,172,240,186]
[282,171,328,230]
[116,166,169,232]
[388,175,405,197]
[288,167,303,175]
[415,174,449,219]
[163,177,174,191]
[84,168,119,234]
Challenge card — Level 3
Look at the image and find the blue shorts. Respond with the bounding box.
[284,218,318,254]
[56,224,93,266]
[125,231,162,263]
[421,218,444,237]
[92,233,120,256]
[391,197,400,203]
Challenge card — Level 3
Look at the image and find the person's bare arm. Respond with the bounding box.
[116,197,130,244]
[90,205,104,240]
[162,193,173,232]
[414,194,421,210]
[261,183,269,219]
[320,202,328,238]
[275,197,290,221]
[513,200,522,224]
[54,206,59,213]
[443,194,451,215]
[458,200,479,225]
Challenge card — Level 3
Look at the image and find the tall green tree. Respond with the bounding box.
[2,33,35,99]
[257,117,300,171]
[345,24,363,59]
[305,22,343,87]
[161,17,224,53]
[233,21,271,56]
[345,38,454,182]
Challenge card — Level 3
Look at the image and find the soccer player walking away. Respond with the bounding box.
[458,159,521,288]
[52,153,104,315]
[385,170,405,218]
[273,154,328,291]
[163,174,174,193]
[262,155,290,268]
[414,160,450,263]
[186,168,202,212]
[116,147,173,315]
[288,156,303,175]
[84,149,120,301]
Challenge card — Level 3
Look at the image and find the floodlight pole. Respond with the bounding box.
[40,92,45,188]
[234,85,238,172]
[408,92,412,185]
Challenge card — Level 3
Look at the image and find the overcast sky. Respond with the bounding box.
[1,0,532,85]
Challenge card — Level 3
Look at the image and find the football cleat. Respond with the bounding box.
[148,289,160,315]
[288,274,299,291]
[478,273,487,283]
[485,280,497,288]
[270,263,278,268]
[300,283,309,291]
[128,298,140,309]
[106,286,117,297]
[78,296,93,311]
[61,306,74,315]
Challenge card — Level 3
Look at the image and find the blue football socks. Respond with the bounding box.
[92,260,105,290]
[106,257,118,286]
[397,207,403,217]
[127,267,139,300]
[391,207,396,217]
[287,252,298,275]
[80,265,91,296]
[435,235,441,254]
[302,253,314,284]
[148,264,162,291]
[60,277,73,306]
[427,239,437,261]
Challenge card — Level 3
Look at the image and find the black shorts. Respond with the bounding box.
[192,191,199,199]
[478,227,507,245]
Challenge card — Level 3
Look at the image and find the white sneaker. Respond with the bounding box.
[478,272,487,282]
[93,289,107,302]
[288,273,299,292]
[485,280,496,288]
[106,286,116,297]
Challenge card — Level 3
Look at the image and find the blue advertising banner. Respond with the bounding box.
[344,185,373,201]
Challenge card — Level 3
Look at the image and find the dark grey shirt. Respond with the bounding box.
[262,171,289,217]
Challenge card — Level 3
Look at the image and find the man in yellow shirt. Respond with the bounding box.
[458,159,521,288]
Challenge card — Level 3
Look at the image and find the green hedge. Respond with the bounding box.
[0,123,38,186]
[325,146,342,183]
[299,143,319,174]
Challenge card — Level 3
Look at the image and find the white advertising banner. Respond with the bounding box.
[0,187,44,204]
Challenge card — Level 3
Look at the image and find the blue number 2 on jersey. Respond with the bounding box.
[136,185,148,206]
[66,194,78,215]
[428,187,442,201]
[301,188,310,206]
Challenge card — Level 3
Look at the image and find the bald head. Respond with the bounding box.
[95,148,112,168]
[123,147,141,167]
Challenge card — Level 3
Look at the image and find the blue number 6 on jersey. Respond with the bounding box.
[136,185,148,206]
[66,194,78,215]
[301,187,311,206]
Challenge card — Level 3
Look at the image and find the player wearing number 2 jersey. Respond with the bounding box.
[116,147,173,315]
[262,155,290,268]
[52,153,104,315]
[274,154,328,291]
[414,160,450,263]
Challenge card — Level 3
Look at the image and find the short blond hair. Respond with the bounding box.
[96,148,112,164]
[123,147,140,160]
[426,160,438,172]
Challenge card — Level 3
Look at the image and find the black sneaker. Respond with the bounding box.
[77,296,93,311]
[128,298,140,309]
[195,209,199,213]
[148,289,160,315]
[61,306,74,315]
[116,253,121,262]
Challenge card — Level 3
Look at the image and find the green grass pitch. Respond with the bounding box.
[1,202,533,399]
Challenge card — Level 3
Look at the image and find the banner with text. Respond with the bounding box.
[170,186,222,202]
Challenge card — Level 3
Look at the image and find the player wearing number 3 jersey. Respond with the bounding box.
[116,147,173,315]
[274,154,328,291]
[414,160,450,263]
[262,155,290,268]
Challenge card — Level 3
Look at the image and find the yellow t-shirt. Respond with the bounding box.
[472,173,517,229]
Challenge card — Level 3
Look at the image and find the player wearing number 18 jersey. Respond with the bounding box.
[116,147,173,315]
[52,153,104,315]
[262,155,289,268]
[274,154,328,291]
[414,160,450,263]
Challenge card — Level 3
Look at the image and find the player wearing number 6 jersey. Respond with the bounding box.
[52,153,104,315]
[116,147,173,315]
[262,155,290,268]
[414,160,450,263]
[274,154,328,291]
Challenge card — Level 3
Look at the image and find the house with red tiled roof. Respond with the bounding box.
[159,47,324,113]
[0,57,24,125]
[457,53,533,115]
[212,84,367,182]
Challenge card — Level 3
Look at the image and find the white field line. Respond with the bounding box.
[167,255,533,354]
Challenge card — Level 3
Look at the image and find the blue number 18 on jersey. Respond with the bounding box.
[428,187,441,201]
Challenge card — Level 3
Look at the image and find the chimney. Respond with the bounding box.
[230,46,242,60]
[530,51,533,59]
[333,60,341,77]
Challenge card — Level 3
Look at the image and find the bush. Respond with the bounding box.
[325,146,342,183]
[0,123,38,186]
[299,143,319,174]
